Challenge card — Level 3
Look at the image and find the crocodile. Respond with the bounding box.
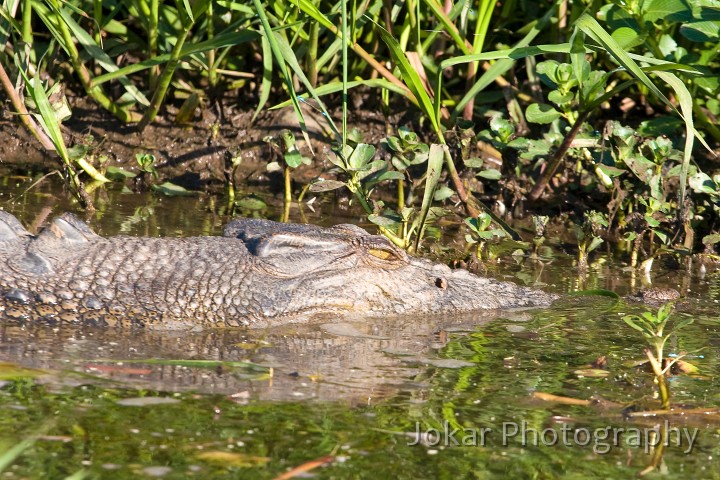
[0,211,556,329]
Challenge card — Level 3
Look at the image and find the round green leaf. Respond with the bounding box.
[548,90,574,106]
[309,179,346,192]
[477,168,502,180]
[235,196,267,210]
[596,164,626,178]
[689,172,718,196]
[348,144,376,169]
[368,213,402,227]
[525,103,562,124]
[464,157,485,168]
[702,233,720,245]
[151,182,195,196]
[611,27,645,49]
[433,185,455,201]
[680,21,720,42]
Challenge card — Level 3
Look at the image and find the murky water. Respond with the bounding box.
[2,170,720,478]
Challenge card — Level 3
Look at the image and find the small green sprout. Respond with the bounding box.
[136,153,158,179]
[465,213,506,260]
[575,210,608,270]
[623,302,693,409]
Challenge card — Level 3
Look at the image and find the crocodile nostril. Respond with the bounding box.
[435,277,447,289]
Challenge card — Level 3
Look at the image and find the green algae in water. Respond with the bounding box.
[3,304,720,479]
[3,171,720,477]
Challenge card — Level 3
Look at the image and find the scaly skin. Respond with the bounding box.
[0,212,556,329]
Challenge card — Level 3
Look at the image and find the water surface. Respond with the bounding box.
[2,170,720,478]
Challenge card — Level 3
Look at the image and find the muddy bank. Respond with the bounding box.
[0,94,393,192]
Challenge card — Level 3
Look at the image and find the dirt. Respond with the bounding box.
[0,94,394,192]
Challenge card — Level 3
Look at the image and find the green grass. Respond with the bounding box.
[0,0,718,259]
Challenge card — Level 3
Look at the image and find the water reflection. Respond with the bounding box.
[0,311,517,402]
[2,166,720,402]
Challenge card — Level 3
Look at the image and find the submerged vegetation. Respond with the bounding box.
[0,0,719,261]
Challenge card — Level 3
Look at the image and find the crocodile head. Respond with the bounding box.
[0,212,555,327]
[224,218,556,321]
[0,211,32,251]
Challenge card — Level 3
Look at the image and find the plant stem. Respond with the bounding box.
[307,21,319,87]
[646,349,671,409]
[148,0,159,91]
[528,109,590,201]
[642,425,667,475]
[75,158,110,183]
[0,62,55,151]
[284,164,292,204]
[22,0,33,45]
[578,245,587,270]
[350,179,372,213]
[227,182,235,203]
[93,0,102,46]
[443,148,480,217]
[137,27,192,131]
[50,0,140,123]
[397,177,405,210]
[341,0,348,148]
[206,1,218,89]
[282,200,291,223]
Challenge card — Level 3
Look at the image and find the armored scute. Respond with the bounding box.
[0,212,555,328]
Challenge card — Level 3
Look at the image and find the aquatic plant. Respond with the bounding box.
[574,211,608,270]
[464,213,506,260]
[264,130,311,219]
[622,302,693,409]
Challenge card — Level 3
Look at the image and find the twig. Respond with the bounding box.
[528,110,590,201]
[0,61,55,150]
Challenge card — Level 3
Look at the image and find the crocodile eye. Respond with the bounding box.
[368,248,397,261]
[362,238,407,265]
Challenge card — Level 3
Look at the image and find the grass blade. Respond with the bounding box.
[0,2,22,50]
[374,22,439,137]
[18,68,70,163]
[450,1,558,118]
[441,43,576,68]
[252,33,273,123]
[63,470,89,480]
[576,13,713,214]
[0,422,54,472]
[54,6,149,106]
[272,31,340,139]
[270,79,411,109]
[414,144,445,250]
[0,435,36,472]
[654,70,706,216]
[92,30,259,86]
[575,14,672,107]
[137,24,193,131]
[422,0,471,55]
[295,0,336,31]
[252,0,313,153]
[290,1,411,97]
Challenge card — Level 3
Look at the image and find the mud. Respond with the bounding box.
[0,94,393,192]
